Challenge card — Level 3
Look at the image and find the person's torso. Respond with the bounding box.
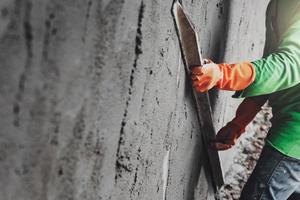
[263,0,300,159]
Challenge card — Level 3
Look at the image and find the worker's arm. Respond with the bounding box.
[211,95,268,150]
[192,12,300,95]
[238,11,300,97]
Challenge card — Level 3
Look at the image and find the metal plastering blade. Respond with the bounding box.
[172,1,204,69]
[172,0,224,189]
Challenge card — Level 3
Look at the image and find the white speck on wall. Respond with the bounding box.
[162,149,170,200]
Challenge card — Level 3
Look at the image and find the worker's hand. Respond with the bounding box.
[210,122,244,151]
[191,60,256,92]
[191,59,222,92]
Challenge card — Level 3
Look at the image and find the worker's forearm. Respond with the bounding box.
[249,51,300,94]
[216,62,256,91]
[231,95,268,130]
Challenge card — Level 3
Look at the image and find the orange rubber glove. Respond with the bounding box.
[191,60,256,92]
[211,95,268,150]
[191,62,222,92]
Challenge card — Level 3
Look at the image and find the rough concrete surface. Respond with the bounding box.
[0,0,268,200]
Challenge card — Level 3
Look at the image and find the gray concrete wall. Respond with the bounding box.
[0,0,268,200]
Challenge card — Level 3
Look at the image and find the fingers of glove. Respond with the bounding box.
[196,77,214,91]
[193,85,204,93]
[217,126,236,138]
[211,142,233,151]
[191,74,201,81]
[218,122,244,140]
[192,82,200,89]
[213,136,236,146]
[210,137,235,145]
[191,67,203,75]
[213,129,238,145]
[192,76,211,89]
[198,82,210,91]
[193,84,208,93]
[193,81,211,92]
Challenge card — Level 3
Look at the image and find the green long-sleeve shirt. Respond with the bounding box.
[234,0,300,159]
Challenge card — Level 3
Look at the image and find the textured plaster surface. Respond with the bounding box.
[0,0,268,199]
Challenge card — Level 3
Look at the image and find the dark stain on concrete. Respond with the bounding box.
[13,0,33,127]
[82,0,93,42]
[89,138,105,194]
[166,66,172,76]
[57,105,86,200]
[42,14,53,60]
[156,97,160,105]
[24,2,33,57]
[251,42,255,51]
[164,112,174,148]
[91,0,124,85]
[129,166,139,197]
[1,7,9,18]
[58,167,63,176]
[217,1,224,19]
[49,112,61,146]
[115,0,145,182]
